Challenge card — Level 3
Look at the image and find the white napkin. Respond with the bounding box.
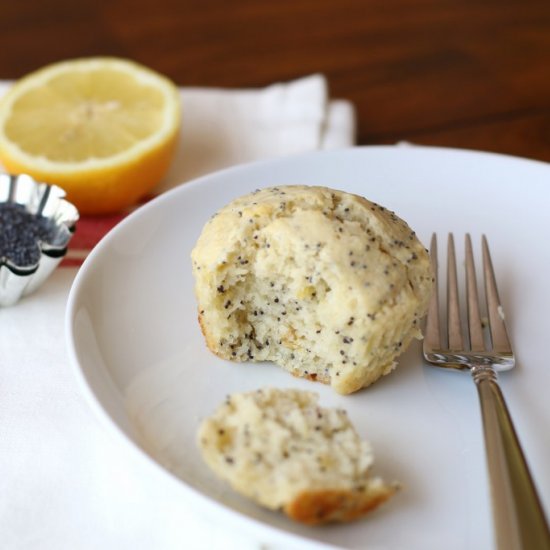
[159,74,355,192]
[0,75,355,550]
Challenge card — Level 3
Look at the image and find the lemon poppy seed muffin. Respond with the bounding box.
[198,388,396,524]
[191,185,433,394]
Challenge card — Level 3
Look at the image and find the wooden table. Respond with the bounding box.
[1,0,549,162]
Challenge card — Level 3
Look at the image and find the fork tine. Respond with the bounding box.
[447,234,464,350]
[482,236,513,354]
[465,234,485,352]
[424,233,441,351]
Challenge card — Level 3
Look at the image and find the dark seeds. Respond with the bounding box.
[0,203,59,267]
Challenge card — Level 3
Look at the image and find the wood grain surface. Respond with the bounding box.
[0,0,549,161]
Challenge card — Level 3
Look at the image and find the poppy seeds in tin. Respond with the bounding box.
[0,203,59,267]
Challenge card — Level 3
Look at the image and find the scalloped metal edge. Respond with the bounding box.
[0,173,79,306]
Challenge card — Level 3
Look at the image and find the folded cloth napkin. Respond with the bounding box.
[158,74,355,191]
[0,75,355,549]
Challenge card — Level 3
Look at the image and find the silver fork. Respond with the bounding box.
[423,233,550,550]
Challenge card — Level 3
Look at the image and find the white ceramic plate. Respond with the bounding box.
[66,146,550,550]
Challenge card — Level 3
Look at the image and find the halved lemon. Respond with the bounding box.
[0,57,181,215]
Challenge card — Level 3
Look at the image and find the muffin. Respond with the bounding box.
[191,185,433,394]
[197,388,396,524]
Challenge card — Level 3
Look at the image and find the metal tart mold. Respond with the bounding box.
[0,173,79,306]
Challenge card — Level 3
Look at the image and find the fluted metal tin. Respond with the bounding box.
[0,173,79,306]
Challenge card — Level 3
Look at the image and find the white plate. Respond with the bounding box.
[66,146,550,550]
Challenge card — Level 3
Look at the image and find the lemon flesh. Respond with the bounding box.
[0,58,181,215]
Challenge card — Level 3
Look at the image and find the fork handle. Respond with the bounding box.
[472,365,550,550]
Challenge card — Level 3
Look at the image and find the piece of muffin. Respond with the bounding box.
[197,388,396,525]
[191,185,433,394]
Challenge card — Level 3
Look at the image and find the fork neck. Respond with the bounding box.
[471,364,498,385]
